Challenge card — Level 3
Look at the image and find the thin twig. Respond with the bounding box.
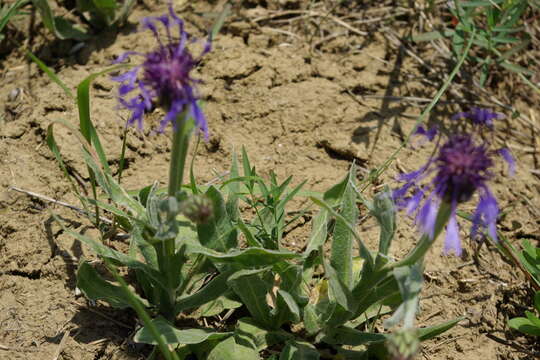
[71,301,132,329]
[51,331,70,360]
[8,186,113,225]
[253,10,368,36]
[485,333,540,358]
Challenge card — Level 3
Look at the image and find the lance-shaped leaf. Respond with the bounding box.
[175,269,236,313]
[304,170,350,256]
[418,317,465,340]
[228,268,274,328]
[280,340,320,360]
[55,217,168,292]
[76,261,148,309]
[383,264,423,329]
[321,326,387,346]
[235,317,292,352]
[189,246,300,267]
[134,317,231,345]
[205,334,260,360]
[330,164,358,289]
[367,189,396,256]
[197,185,238,251]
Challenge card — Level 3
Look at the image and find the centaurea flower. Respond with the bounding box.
[111,5,210,137]
[393,132,515,256]
[452,107,504,129]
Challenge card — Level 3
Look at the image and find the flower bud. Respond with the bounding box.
[386,329,420,360]
[182,195,213,224]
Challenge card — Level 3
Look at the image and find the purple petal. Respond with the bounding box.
[498,148,516,176]
[405,189,423,216]
[417,197,438,239]
[392,182,414,205]
[190,100,209,139]
[112,51,140,64]
[168,3,184,27]
[414,125,438,142]
[451,111,467,121]
[471,191,499,242]
[444,210,462,256]
[397,167,425,183]
[160,100,187,132]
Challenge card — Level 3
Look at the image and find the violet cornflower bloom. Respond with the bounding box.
[452,107,504,129]
[393,133,514,256]
[111,5,210,137]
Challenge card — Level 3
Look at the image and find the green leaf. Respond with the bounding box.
[55,216,168,292]
[369,190,395,256]
[323,260,354,314]
[210,2,231,40]
[76,261,147,309]
[383,264,423,329]
[500,61,535,75]
[508,317,540,336]
[411,29,455,42]
[31,0,89,40]
[77,65,126,173]
[206,335,260,360]
[458,0,503,7]
[235,317,292,352]
[134,317,231,345]
[352,273,399,318]
[228,269,274,328]
[304,171,350,256]
[331,164,358,289]
[310,196,373,268]
[190,246,299,267]
[237,220,263,247]
[0,0,29,34]
[418,317,464,341]
[275,289,301,323]
[303,304,321,335]
[197,185,238,251]
[225,151,241,222]
[175,269,236,313]
[525,311,540,328]
[321,326,387,346]
[280,341,320,360]
[198,292,242,317]
[26,50,75,97]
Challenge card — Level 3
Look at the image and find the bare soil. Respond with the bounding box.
[1,1,539,359]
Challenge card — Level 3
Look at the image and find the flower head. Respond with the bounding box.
[112,5,210,137]
[393,132,514,256]
[452,107,504,129]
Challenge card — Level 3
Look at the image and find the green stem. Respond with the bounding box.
[168,113,191,197]
[157,113,193,320]
[362,28,477,190]
[103,258,178,360]
[388,201,452,270]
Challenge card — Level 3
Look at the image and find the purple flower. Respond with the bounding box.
[393,134,514,256]
[452,107,504,129]
[111,5,210,137]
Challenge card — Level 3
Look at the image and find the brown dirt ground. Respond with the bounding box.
[1,1,540,359]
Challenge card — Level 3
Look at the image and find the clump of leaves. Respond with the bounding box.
[509,291,540,336]
[508,240,540,337]
[0,0,29,42]
[413,0,538,88]
[31,0,135,40]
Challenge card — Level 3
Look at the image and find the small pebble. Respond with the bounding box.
[7,88,22,102]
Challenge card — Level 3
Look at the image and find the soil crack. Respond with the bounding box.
[3,269,42,280]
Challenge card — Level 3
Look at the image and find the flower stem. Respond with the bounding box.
[158,112,193,320]
[388,201,452,270]
[168,113,191,197]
